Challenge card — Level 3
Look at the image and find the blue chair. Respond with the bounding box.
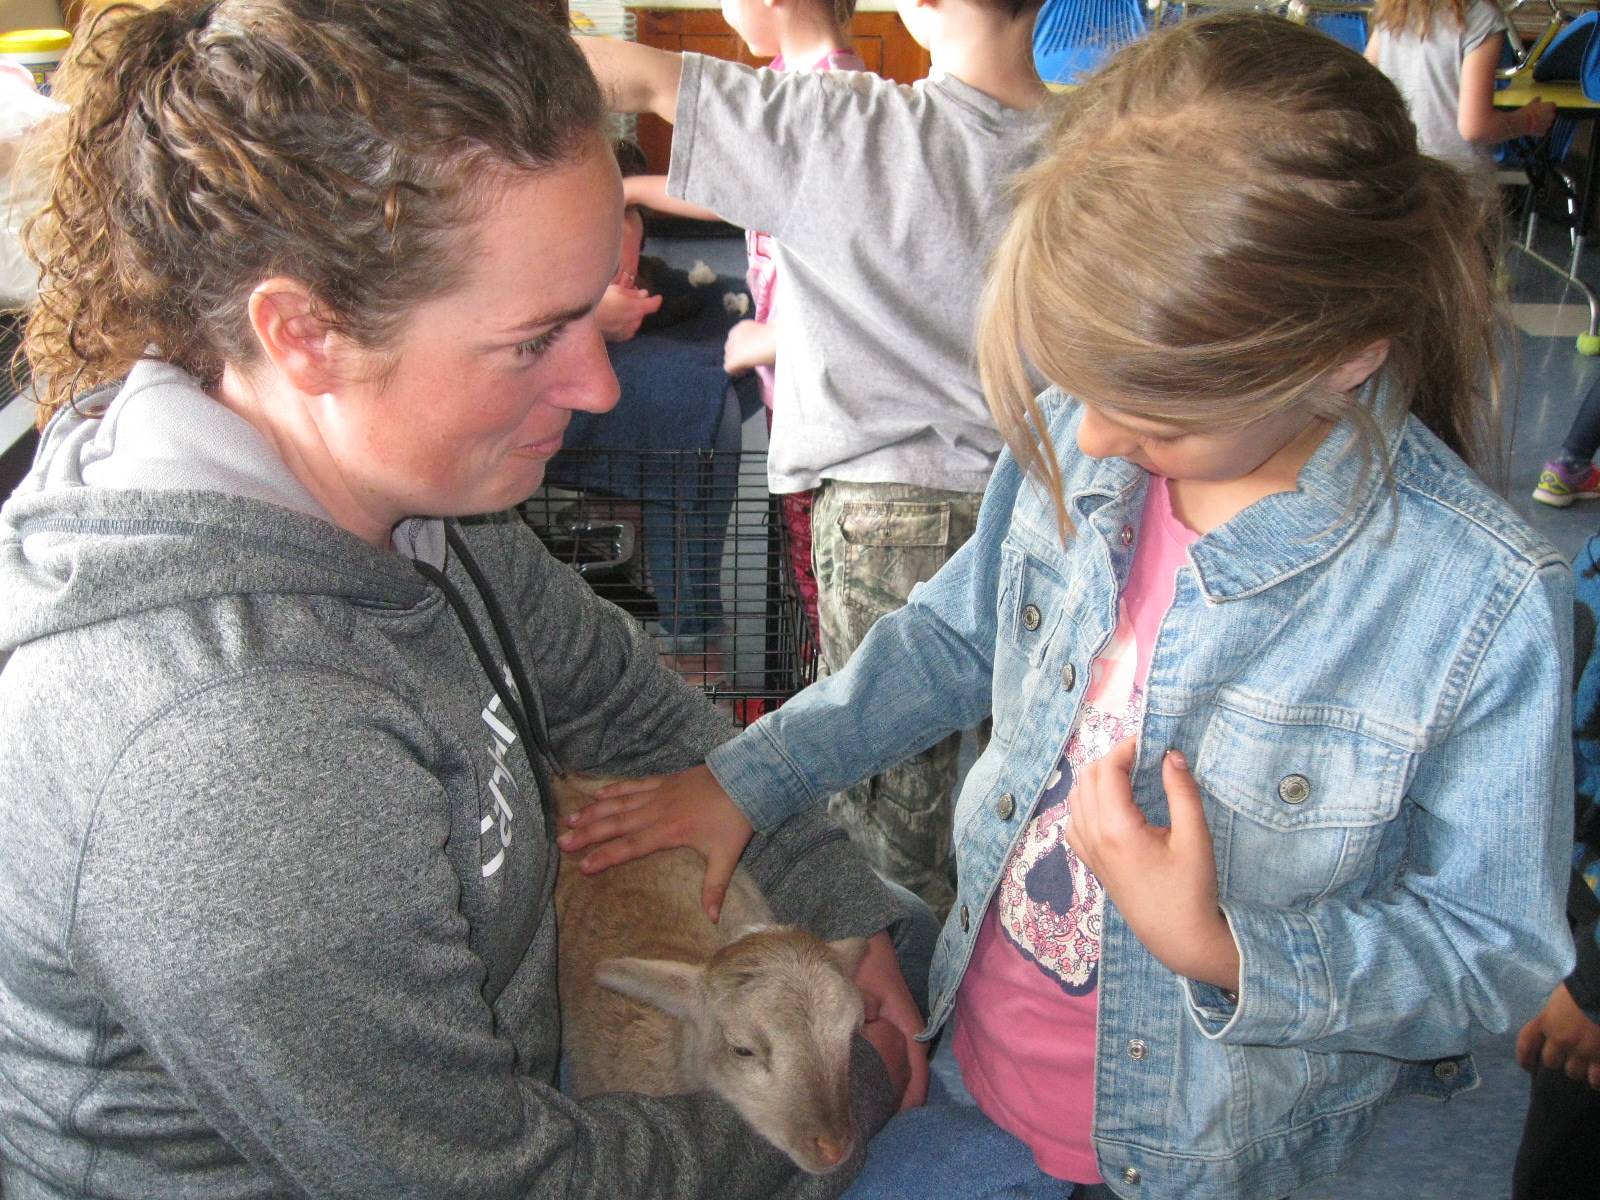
[1033,0,1149,85]
[1307,7,1368,53]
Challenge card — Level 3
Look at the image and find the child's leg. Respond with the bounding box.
[1560,374,1600,468]
[649,388,740,668]
[810,480,984,919]
[1511,1064,1600,1198]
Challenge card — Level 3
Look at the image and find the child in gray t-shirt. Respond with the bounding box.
[1366,0,1553,189]
[579,5,1047,913]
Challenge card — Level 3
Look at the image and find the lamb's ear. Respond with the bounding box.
[826,937,870,977]
[595,957,704,1017]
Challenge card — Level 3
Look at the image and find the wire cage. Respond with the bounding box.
[521,448,818,727]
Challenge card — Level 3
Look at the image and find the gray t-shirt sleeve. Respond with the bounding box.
[668,52,825,239]
[1461,0,1502,56]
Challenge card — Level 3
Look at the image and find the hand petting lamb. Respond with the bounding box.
[553,773,869,1174]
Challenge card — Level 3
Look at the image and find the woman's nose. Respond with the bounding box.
[556,322,621,415]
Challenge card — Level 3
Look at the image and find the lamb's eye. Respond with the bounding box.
[731,1045,756,1058]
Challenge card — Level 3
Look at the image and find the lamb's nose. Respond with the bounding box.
[814,1135,849,1167]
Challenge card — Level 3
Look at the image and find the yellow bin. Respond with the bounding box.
[0,28,70,95]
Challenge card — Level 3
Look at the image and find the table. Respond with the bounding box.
[1495,6,1600,352]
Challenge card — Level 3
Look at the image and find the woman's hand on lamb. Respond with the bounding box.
[558,765,753,922]
[855,931,929,1111]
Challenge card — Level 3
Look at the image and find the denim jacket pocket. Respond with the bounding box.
[1195,703,1411,905]
[992,539,1067,746]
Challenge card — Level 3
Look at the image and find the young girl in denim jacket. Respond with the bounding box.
[561,13,1576,1198]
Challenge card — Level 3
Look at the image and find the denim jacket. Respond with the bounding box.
[710,379,1576,1200]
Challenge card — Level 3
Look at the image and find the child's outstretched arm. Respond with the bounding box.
[1458,36,1555,144]
[577,37,684,124]
[623,174,722,223]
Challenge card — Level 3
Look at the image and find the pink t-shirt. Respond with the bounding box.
[746,47,866,407]
[953,475,1199,1183]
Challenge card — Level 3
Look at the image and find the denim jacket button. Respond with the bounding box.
[1122,1167,1142,1185]
[996,792,1016,820]
[1022,603,1041,631]
[1120,525,1134,547]
[959,904,971,931]
[1278,773,1311,805]
[1060,663,1076,690]
[1127,1038,1148,1060]
[1434,1059,1460,1082]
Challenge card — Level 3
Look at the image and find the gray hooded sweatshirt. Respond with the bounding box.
[0,361,899,1198]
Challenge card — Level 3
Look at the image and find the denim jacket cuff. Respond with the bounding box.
[1182,901,1333,1043]
[705,722,820,831]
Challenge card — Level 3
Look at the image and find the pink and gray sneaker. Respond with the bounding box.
[1533,459,1600,507]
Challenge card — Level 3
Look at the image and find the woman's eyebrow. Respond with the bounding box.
[497,301,593,336]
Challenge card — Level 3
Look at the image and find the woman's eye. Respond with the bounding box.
[514,327,562,360]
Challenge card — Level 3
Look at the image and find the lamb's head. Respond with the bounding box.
[595,926,869,1174]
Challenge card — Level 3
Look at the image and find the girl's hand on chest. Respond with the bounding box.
[1064,738,1242,992]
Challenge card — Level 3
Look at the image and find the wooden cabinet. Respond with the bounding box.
[627,8,930,173]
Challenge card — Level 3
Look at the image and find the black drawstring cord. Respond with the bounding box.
[441,524,563,780]
[411,525,560,844]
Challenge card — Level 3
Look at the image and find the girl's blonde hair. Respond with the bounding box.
[978,12,1499,541]
[23,0,603,426]
[1370,0,1471,39]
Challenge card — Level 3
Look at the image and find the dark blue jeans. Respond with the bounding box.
[842,1023,1088,1200]
[1559,373,1600,466]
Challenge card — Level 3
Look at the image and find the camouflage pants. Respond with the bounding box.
[811,480,984,919]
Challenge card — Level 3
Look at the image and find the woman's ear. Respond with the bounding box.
[246,279,350,395]
[1326,339,1391,394]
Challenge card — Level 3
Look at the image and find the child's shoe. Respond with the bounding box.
[1532,459,1600,507]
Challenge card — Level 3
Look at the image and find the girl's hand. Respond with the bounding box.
[853,931,929,1111]
[1517,982,1600,1089]
[1064,738,1241,991]
[557,765,753,922]
[723,319,776,375]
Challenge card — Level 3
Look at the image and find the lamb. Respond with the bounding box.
[552,773,869,1175]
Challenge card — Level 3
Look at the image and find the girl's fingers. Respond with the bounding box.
[593,777,665,801]
[566,793,654,829]
[701,843,742,924]
[578,828,666,875]
[558,802,661,851]
[1161,749,1211,852]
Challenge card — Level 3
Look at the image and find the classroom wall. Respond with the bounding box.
[0,0,63,31]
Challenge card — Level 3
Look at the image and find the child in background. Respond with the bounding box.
[1533,375,1600,507]
[1366,0,1555,191]
[1510,533,1600,1198]
[563,15,1576,1198]
[579,0,1048,916]
[622,0,867,662]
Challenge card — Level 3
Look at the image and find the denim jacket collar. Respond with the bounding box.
[1065,373,1405,603]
